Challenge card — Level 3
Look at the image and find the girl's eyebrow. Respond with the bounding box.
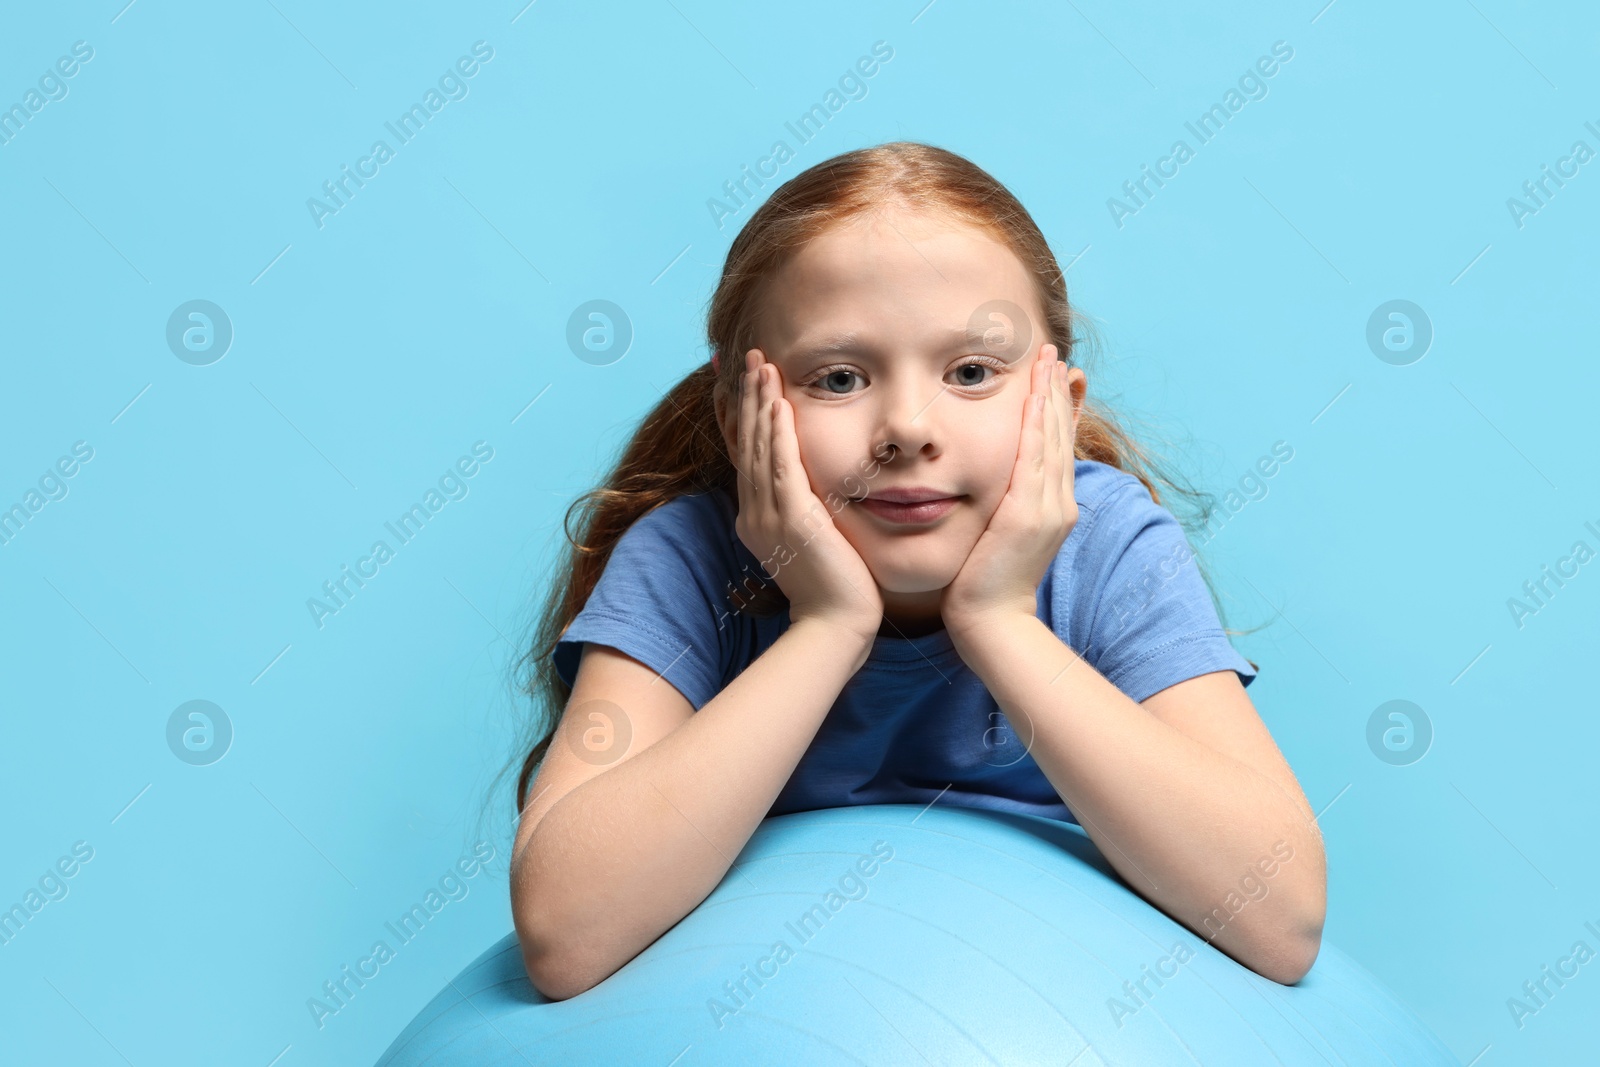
[789,326,995,363]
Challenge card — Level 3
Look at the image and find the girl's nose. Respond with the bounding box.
[873,380,944,461]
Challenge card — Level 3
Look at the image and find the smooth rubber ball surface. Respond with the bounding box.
[376,804,1454,1066]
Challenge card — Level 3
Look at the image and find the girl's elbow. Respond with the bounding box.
[1260,905,1325,985]
[525,958,578,1002]
[1227,888,1325,985]
[521,937,590,1002]
[1271,845,1328,983]
[518,924,616,1001]
[515,906,574,1000]
[1294,869,1329,975]
[1262,927,1323,985]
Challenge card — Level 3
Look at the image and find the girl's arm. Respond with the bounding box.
[950,614,1326,985]
[511,614,874,1001]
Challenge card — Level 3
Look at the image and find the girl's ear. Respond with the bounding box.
[1064,366,1087,442]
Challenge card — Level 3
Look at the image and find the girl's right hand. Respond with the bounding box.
[731,348,884,643]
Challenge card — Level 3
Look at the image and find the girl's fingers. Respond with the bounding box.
[769,366,802,522]
[737,349,768,525]
[1044,346,1062,497]
[770,392,800,503]
[1025,349,1049,487]
[754,358,775,512]
[1055,348,1079,507]
[737,348,756,483]
[768,374,821,541]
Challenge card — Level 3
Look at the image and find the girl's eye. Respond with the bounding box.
[804,358,1005,395]
[949,360,998,388]
[812,368,862,395]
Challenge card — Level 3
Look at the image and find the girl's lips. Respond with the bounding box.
[858,496,962,525]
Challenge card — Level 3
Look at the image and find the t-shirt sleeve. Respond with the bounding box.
[1070,480,1259,704]
[549,496,729,711]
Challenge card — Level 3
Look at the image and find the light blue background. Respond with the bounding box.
[2,1,1595,1064]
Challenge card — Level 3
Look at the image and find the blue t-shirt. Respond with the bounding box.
[551,458,1257,827]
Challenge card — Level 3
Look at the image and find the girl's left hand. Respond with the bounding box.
[941,343,1083,637]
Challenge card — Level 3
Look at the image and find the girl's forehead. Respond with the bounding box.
[761,224,1040,341]
[810,208,1004,255]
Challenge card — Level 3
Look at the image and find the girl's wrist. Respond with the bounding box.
[789,611,879,664]
[945,604,1036,652]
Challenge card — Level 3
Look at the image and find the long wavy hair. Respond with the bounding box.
[499,140,1258,815]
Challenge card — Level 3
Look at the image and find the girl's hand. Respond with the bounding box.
[941,343,1082,639]
[730,348,885,642]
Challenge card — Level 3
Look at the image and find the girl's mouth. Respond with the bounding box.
[857,496,962,526]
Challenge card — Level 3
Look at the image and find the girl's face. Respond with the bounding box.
[733,205,1086,636]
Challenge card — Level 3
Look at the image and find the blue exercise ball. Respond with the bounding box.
[376,804,1453,1066]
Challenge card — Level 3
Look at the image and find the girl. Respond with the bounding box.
[505,141,1326,1001]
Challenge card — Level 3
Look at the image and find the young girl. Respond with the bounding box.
[505,142,1326,1001]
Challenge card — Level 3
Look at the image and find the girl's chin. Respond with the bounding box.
[861,561,962,596]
